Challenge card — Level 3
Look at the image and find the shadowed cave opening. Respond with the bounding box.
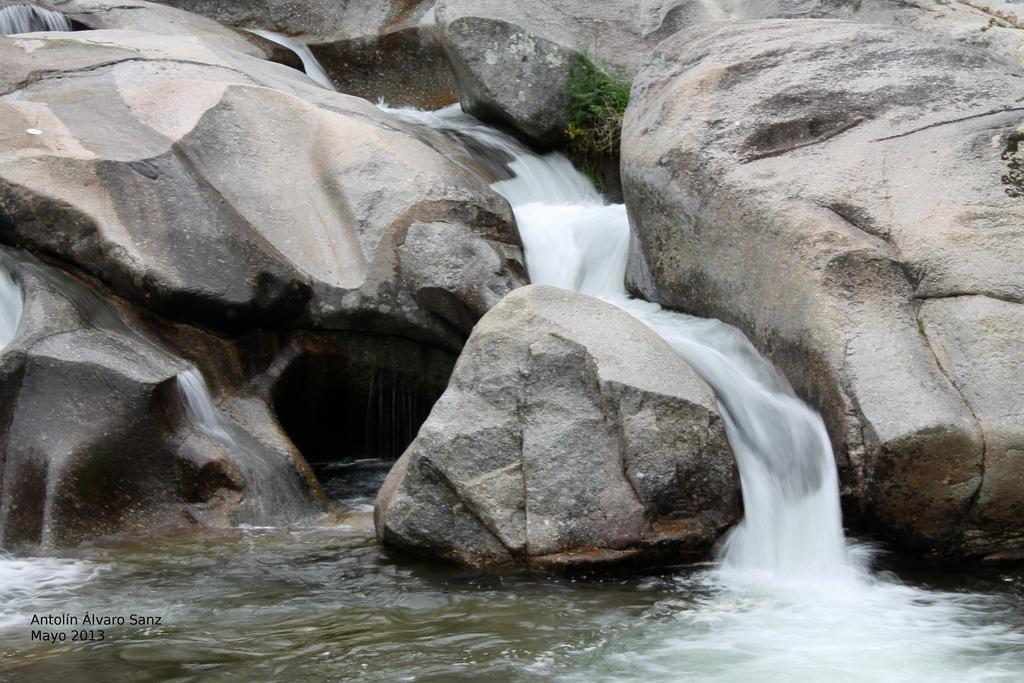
[271,334,455,505]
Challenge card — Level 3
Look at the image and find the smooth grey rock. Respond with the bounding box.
[435,0,1024,146]
[622,18,1024,557]
[0,248,322,548]
[0,30,524,350]
[375,285,739,570]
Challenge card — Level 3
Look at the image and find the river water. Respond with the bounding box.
[1,519,1022,681]
[1,101,1023,680]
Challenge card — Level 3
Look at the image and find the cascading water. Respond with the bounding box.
[246,28,336,91]
[0,263,22,351]
[176,368,316,525]
[0,5,71,35]
[388,104,846,575]
[384,104,1024,679]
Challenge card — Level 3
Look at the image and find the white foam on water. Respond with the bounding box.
[0,554,102,631]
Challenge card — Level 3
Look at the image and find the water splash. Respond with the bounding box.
[0,263,22,351]
[247,29,336,90]
[176,368,315,525]
[0,5,71,35]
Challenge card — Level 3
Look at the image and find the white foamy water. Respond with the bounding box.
[0,263,22,350]
[0,553,102,631]
[0,5,71,35]
[247,29,336,90]
[383,103,1024,679]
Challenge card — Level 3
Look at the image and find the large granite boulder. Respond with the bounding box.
[375,285,739,570]
[433,0,715,146]
[168,0,457,107]
[0,248,323,548]
[622,19,1024,559]
[0,29,525,351]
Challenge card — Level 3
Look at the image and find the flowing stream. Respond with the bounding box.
[0,5,71,35]
[0,85,1022,679]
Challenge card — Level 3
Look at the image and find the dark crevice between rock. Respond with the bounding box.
[741,116,866,163]
[269,334,455,505]
[823,201,892,243]
[914,290,1024,306]
[913,307,987,554]
[872,106,1024,142]
[913,307,991,552]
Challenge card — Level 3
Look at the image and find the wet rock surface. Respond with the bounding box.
[0,248,323,548]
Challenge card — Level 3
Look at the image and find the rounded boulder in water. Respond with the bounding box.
[375,285,741,571]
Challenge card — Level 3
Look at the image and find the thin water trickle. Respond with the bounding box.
[0,263,22,351]
[175,368,316,525]
[247,29,336,90]
[0,5,71,35]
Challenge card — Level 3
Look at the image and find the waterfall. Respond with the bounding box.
[379,104,1024,677]
[176,368,315,525]
[247,28,336,90]
[176,368,235,444]
[0,5,71,35]
[0,263,22,351]
[386,104,850,577]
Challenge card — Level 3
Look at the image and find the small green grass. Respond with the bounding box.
[564,53,630,187]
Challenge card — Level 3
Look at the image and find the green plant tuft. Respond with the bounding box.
[564,52,630,187]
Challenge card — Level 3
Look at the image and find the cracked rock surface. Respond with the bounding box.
[374,285,739,570]
[623,18,1024,559]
